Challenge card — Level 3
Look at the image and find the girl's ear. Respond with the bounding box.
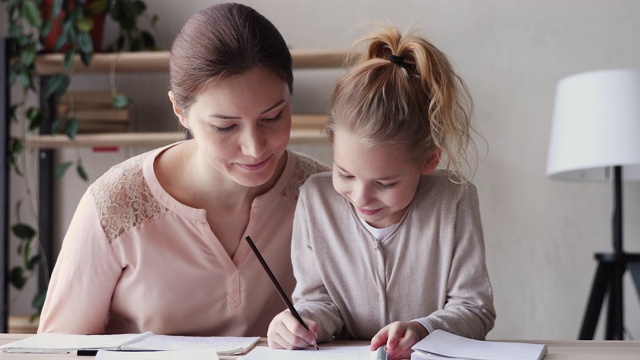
[168,91,190,129]
[422,149,441,174]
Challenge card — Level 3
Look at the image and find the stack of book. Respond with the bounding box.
[58,91,131,133]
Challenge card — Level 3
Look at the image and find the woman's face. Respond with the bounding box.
[177,67,291,188]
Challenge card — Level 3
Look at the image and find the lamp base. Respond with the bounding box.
[579,253,640,340]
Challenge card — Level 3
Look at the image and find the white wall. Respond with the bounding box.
[7,0,640,340]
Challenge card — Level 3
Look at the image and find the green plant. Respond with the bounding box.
[2,0,158,318]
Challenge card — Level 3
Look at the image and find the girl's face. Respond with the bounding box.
[332,128,436,228]
[175,67,291,188]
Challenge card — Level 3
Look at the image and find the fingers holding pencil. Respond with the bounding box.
[268,310,319,350]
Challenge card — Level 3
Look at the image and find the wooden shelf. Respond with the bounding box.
[23,114,329,149]
[35,49,349,75]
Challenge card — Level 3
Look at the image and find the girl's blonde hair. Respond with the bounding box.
[327,22,476,183]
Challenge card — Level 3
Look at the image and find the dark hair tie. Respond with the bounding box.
[389,54,404,65]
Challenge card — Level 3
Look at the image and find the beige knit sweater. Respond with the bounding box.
[291,170,496,342]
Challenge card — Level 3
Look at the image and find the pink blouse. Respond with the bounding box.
[38,143,329,336]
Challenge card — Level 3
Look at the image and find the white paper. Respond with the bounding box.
[96,349,219,360]
[411,330,547,360]
[124,335,259,355]
[242,345,380,360]
[0,332,153,353]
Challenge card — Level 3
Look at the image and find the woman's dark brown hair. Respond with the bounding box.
[170,3,293,112]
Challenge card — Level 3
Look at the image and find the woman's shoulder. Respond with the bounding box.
[281,151,331,200]
[88,149,168,242]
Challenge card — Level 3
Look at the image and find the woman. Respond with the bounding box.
[38,3,329,336]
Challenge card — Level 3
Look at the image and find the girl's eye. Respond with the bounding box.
[263,111,283,123]
[214,125,236,133]
[337,172,354,181]
[378,182,397,189]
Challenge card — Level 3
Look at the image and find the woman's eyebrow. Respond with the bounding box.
[208,99,286,119]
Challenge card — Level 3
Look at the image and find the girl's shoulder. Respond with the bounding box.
[420,169,478,201]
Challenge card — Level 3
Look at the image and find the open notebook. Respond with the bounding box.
[411,330,547,360]
[0,332,259,356]
[243,345,387,360]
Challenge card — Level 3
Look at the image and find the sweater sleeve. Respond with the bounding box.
[290,186,344,342]
[417,184,496,339]
[38,190,122,334]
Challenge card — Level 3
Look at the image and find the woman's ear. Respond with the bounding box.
[422,149,441,174]
[168,91,189,129]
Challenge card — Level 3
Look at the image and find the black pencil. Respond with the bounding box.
[244,236,319,350]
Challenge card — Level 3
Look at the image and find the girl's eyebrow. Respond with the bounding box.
[334,162,400,181]
[208,99,286,120]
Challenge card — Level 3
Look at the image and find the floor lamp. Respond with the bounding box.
[546,69,640,340]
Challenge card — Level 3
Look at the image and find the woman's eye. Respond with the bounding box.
[337,172,354,180]
[214,125,236,133]
[263,111,283,123]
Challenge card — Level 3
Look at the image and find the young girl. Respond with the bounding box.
[268,23,495,359]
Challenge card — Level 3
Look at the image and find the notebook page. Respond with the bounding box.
[412,330,547,360]
[123,335,259,355]
[243,345,381,360]
[96,349,220,360]
[0,332,153,353]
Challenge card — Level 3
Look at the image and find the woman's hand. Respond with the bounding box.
[370,321,429,360]
[267,310,319,349]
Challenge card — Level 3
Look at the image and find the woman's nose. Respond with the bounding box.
[241,127,266,159]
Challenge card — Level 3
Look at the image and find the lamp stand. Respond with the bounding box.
[579,166,640,340]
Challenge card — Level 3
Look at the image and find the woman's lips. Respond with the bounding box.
[239,156,270,171]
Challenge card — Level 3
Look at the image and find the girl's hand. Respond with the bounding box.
[267,310,319,350]
[370,321,429,360]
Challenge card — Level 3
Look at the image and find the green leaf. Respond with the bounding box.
[11,138,24,155]
[54,33,69,52]
[32,288,47,311]
[141,31,155,50]
[64,117,79,139]
[21,41,37,68]
[77,162,89,182]
[113,94,131,108]
[79,48,92,66]
[76,17,94,33]
[9,267,27,290]
[18,71,33,89]
[22,241,31,269]
[9,105,18,123]
[51,116,63,134]
[12,223,36,241]
[21,1,42,28]
[77,32,94,61]
[63,50,74,70]
[41,19,53,38]
[45,74,70,98]
[27,254,42,271]
[55,161,73,178]
[52,0,64,18]
[27,107,42,131]
[89,0,110,15]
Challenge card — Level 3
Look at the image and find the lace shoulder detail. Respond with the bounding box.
[282,152,331,201]
[90,152,168,243]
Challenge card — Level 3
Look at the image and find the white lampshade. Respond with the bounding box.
[547,69,640,181]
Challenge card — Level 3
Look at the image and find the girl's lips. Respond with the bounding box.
[239,156,270,171]
[359,207,381,216]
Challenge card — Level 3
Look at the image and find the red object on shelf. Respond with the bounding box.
[40,0,107,53]
[92,146,119,153]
